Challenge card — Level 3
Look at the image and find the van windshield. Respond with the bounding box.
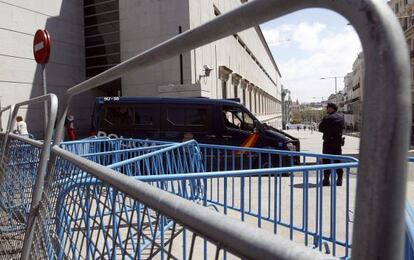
[222,106,255,132]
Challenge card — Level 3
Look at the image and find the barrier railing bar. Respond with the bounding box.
[51,145,325,259]
[16,94,58,260]
[0,104,15,157]
[7,133,44,148]
[107,140,199,168]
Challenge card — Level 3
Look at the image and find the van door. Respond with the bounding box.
[220,105,257,147]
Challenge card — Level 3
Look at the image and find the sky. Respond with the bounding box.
[260,5,386,103]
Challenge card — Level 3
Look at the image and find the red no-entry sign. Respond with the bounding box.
[33,29,51,64]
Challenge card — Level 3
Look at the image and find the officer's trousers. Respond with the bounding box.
[322,141,343,181]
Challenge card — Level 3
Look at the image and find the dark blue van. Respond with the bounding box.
[91,97,300,152]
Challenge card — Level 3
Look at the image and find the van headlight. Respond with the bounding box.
[286,142,295,151]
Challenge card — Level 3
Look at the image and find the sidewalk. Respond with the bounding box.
[285,128,414,204]
[285,129,360,158]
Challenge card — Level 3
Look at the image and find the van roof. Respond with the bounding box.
[96,96,241,106]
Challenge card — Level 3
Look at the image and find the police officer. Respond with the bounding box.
[319,103,344,186]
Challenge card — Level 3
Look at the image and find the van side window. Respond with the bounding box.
[134,107,153,126]
[222,106,254,132]
[168,107,208,126]
[187,109,206,126]
[104,106,134,126]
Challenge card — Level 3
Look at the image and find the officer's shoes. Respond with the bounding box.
[336,178,343,186]
[323,179,330,186]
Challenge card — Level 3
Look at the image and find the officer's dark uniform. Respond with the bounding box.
[318,109,344,186]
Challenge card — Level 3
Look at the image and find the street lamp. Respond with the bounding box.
[320,76,344,104]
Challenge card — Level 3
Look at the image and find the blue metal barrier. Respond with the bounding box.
[405,203,414,260]
[405,157,414,260]
[60,138,167,156]
[136,163,358,258]
[0,138,41,228]
[55,137,358,258]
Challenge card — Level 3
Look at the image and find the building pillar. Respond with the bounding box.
[241,79,248,107]
[231,73,242,99]
[253,86,258,114]
[248,83,254,112]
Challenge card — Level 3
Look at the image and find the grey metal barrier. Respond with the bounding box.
[22,0,411,259]
[0,105,15,157]
[0,94,57,259]
[0,134,43,259]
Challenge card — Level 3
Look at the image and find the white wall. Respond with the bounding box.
[189,0,281,98]
[118,0,282,127]
[0,0,92,137]
[119,0,192,97]
[189,0,282,127]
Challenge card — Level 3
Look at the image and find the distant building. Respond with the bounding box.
[291,99,301,114]
[281,87,292,129]
[389,0,414,141]
[343,52,364,131]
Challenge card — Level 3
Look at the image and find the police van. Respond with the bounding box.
[91,97,300,152]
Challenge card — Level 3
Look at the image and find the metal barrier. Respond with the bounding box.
[137,163,358,258]
[58,138,358,258]
[0,105,15,157]
[47,1,410,257]
[0,94,57,259]
[26,145,323,259]
[60,137,167,156]
[0,0,407,259]
[405,203,414,260]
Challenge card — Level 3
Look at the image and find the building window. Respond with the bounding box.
[219,66,232,99]
[222,80,227,99]
[104,106,133,126]
[254,92,257,113]
[84,0,121,95]
[165,106,210,132]
[249,90,252,111]
[412,67,414,81]
[242,88,246,106]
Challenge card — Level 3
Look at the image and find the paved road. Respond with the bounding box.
[285,129,414,204]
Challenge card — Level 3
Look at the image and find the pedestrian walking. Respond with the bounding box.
[15,115,29,136]
[318,103,344,186]
[65,113,76,141]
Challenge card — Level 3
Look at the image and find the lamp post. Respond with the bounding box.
[320,76,343,104]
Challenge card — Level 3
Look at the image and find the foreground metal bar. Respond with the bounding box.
[51,0,409,258]
[52,145,324,259]
[16,94,58,260]
[0,104,15,157]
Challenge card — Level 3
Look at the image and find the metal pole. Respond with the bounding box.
[42,64,48,136]
[20,94,58,260]
[335,77,338,104]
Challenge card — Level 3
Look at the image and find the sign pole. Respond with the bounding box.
[33,29,51,137]
[42,64,48,132]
